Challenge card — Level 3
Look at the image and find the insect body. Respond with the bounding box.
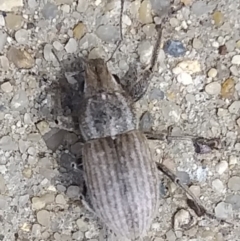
[79,58,160,240]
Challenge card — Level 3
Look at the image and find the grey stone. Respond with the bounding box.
[0,56,9,70]
[72,231,84,240]
[55,194,67,205]
[65,38,78,54]
[31,223,42,237]
[0,136,18,151]
[1,82,13,93]
[43,44,59,66]
[225,195,240,210]
[11,90,29,111]
[96,25,119,43]
[0,30,7,52]
[166,229,176,241]
[138,40,153,64]
[66,185,80,198]
[139,111,153,132]
[32,193,55,210]
[228,101,240,114]
[28,0,38,9]
[77,0,88,12]
[76,218,89,232]
[42,3,58,19]
[53,41,64,51]
[192,38,203,49]
[228,176,240,191]
[149,88,165,100]
[150,0,170,15]
[5,14,23,31]
[79,33,98,49]
[191,1,209,16]
[214,202,233,219]
[55,0,74,4]
[212,179,225,193]
[37,210,51,227]
[43,128,66,151]
[15,29,29,44]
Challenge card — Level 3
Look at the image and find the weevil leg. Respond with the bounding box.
[145,126,221,154]
[156,162,233,225]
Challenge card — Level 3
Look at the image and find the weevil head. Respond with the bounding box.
[83,58,123,96]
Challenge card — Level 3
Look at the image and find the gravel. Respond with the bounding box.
[0,0,239,240]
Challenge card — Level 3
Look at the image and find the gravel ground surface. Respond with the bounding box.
[0,0,240,240]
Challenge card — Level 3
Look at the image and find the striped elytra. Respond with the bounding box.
[82,130,160,240]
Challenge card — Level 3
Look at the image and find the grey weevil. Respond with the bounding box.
[79,58,160,240]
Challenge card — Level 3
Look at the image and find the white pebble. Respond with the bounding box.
[177,72,193,85]
[207,68,218,78]
[205,82,221,95]
[229,156,238,166]
[173,209,192,230]
[212,179,225,193]
[232,55,240,65]
[65,38,78,54]
[1,82,13,93]
[215,161,228,175]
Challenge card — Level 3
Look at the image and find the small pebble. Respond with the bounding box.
[188,185,200,198]
[53,41,64,51]
[0,0,23,11]
[7,47,34,69]
[139,0,153,24]
[207,68,218,78]
[5,14,23,30]
[76,218,89,232]
[11,90,29,111]
[173,60,201,74]
[192,38,203,49]
[173,209,192,230]
[218,45,227,55]
[15,29,29,44]
[215,161,228,175]
[166,229,176,241]
[229,156,238,166]
[1,82,13,93]
[181,0,192,5]
[205,82,221,95]
[73,22,86,40]
[65,38,78,54]
[214,202,233,219]
[96,25,119,43]
[42,2,58,19]
[232,55,240,65]
[228,101,240,114]
[213,11,224,27]
[163,40,186,57]
[55,194,67,205]
[228,176,240,191]
[72,231,84,240]
[37,210,51,227]
[36,120,51,135]
[177,72,193,85]
[138,40,153,64]
[66,185,80,198]
[77,0,88,12]
[212,179,225,193]
[225,194,240,210]
[22,168,32,178]
[221,78,235,98]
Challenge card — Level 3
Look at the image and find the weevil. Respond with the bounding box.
[79,58,160,240]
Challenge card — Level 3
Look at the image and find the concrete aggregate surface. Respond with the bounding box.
[0,0,240,240]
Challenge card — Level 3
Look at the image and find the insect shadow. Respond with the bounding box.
[35,55,90,202]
